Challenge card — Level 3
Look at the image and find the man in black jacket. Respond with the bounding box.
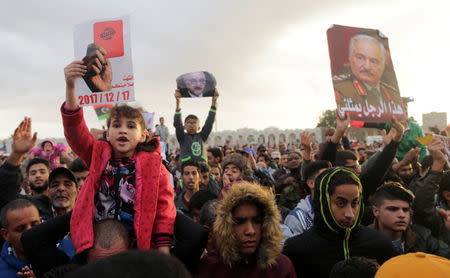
[372,183,450,258]
[412,137,450,245]
[283,167,394,278]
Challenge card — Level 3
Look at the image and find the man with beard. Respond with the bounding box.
[48,168,79,217]
[198,162,220,197]
[26,158,51,197]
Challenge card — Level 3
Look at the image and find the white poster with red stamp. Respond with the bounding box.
[327,25,406,123]
[74,15,134,106]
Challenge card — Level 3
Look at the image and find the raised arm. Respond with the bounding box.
[320,111,350,165]
[200,89,219,141]
[414,137,449,237]
[64,61,86,109]
[173,89,185,143]
[0,118,37,209]
[62,61,96,166]
[360,117,404,198]
[300,131,314,181]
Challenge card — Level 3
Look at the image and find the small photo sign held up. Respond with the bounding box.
[176,71,216,98]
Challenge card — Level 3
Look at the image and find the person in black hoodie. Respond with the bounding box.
[283,167,394,278]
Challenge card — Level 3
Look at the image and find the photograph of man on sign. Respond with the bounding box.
[327,25,406,122]
[176,71,216,98]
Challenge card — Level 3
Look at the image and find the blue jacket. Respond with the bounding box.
[0,242,30,278]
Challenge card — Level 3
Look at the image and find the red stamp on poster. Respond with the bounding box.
[94,20,124,58]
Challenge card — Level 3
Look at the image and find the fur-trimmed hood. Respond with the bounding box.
[214,182,284,269]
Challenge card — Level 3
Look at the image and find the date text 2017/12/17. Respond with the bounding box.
[78,91,130,105]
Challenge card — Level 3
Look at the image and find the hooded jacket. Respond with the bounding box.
[196,182,296,278]
[284,167,394,278]
[372,220,450,259]
[284,195,314,236]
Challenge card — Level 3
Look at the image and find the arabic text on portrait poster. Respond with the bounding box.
[327,25,406,123]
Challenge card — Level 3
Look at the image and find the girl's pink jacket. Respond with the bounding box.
[61,103,176,253]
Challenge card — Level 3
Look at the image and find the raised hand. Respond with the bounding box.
[12,117,37,155]
[82,43,112,92]
[428,137,446,170]
[247,151,258,171]
[300,131,314,160]
[404,148,420,164]
[383,117,405,146]
[175,89,181,110]
[212,88,219,106]
[64,61,87,89]
[331,110,350,144]
[390,117,404,143]
[336,111,350,131]
[222,171,231,186]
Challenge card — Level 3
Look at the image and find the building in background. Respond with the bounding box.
[422,112,447,133]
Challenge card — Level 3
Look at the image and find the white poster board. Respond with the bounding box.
[142,112,155,131]
[74,15,134,106]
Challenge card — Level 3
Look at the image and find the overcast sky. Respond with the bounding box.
[1,0,449,139]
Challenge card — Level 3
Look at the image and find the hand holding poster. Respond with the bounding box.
[74,15,134,106]
[176,71,216,98]
[416,134,450,166]
[327,25,406,123]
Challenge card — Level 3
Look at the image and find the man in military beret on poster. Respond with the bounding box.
[333,34,404,122]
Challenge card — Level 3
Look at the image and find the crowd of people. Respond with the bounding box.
[0,60,449,278]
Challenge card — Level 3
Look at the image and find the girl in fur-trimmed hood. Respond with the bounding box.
[195,182,296,278]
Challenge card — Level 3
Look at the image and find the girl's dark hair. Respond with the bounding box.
[106,105,146,132]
